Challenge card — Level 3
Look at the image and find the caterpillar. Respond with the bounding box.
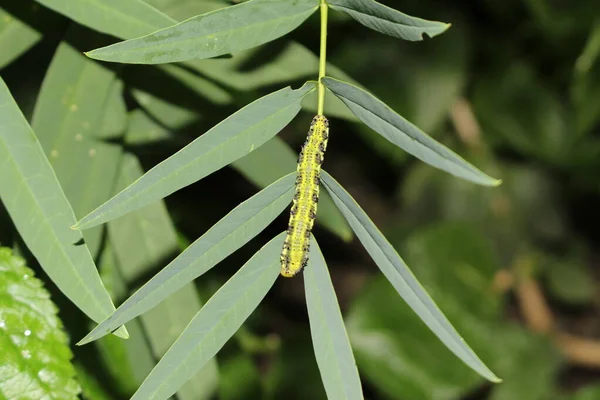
[281,115,330,278]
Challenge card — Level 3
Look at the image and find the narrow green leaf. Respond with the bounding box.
[328,0,450,41]
[96,245,157,396]
[31,32,123,257]
[108,153,219,400]
[0,247,81,399]
[78,173,295,345]
[35,0,177,40]
[323,77,500,187]
[140,285,219,400]
[74,82,314,230]
[86,0,320,65]
[0,77,126,338]
[304,236,363,400]
[320,170,500,383]
[130,232,283,400]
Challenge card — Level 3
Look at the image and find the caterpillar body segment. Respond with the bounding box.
[281,115,330,277]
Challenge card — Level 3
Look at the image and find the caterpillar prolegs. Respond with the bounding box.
[280,115,330,278]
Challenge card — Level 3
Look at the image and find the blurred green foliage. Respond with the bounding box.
[1,0,600,399]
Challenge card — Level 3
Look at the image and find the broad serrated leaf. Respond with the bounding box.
[79,173,295,344]
[74,82,315,230]
[0,247,80,399]
[323,77,500,187]
[35,0,176,40]
[0,3,62,69]
[0,77,125,337]
[328,0,450,41]
[31,30,123,257]
[304,236,363,400]
[86,0,319,65]
[130,232,283,400]
[320,170,500,383]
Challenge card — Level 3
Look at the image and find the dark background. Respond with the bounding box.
[2,0,600,399]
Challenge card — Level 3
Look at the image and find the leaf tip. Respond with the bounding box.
[114,325,129,339]
[491,178,503,187]
[76,335,93,346]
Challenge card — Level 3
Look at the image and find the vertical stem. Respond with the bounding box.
[317,0,328,116]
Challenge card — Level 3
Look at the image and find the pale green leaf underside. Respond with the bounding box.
[35,0,177,40]
[0,248,80,399]
[86,0,319,64]
[130,232,284,400]
[79,173,295,345]
[74,82,315,230]
[328,0,450,41]
[0,78,126,338]
[320,171,500,383]
[31,35,122,258]
[323,77,500,187]
[305,236,363,400]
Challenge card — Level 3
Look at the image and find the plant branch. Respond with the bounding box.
[317,0,328,115]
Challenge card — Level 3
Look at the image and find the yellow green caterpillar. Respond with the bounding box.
[281,115,330,277]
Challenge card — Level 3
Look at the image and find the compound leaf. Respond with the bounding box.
[0,247,80,399]
[79,173,295,345]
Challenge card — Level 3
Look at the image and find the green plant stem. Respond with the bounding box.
[317,0,328,116]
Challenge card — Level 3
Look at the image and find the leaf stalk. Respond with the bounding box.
[317,0,328,115]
